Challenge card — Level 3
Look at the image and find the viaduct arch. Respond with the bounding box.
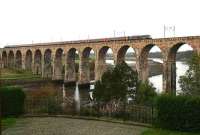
[0,35,200,95]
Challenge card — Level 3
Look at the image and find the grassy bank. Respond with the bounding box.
[142,128,200,135]
[0,68,41,80]
[2,118,16,130]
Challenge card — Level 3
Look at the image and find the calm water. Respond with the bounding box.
[149,60,188,93]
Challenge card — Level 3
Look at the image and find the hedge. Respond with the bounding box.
[155,95,200,132]
[0,86,25,117]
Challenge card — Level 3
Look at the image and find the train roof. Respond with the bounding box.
[4,35,152,48]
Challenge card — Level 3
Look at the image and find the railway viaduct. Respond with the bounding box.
[0,35,200,94]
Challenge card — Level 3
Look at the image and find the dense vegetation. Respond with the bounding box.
[142,128,200,135]
[154,53,200,133]
[0,86,25,117]
[136,81,157,105]
[93,61,139,103]
[93,61,157,105]
[179,53,200,96]
[155,95,200,132]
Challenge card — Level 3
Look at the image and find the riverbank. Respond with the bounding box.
[0,68,41,80]
[126,60,163,77]
[148,60,163,77]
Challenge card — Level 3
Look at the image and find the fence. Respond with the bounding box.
[24,97,154,124]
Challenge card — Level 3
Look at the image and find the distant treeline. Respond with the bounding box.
[148,50,193,61]
[77,50,193,61]
[105,50,193,61]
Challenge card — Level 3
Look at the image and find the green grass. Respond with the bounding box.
[142,128,200,135]
[2,117,16,130]
[0,68,41,80]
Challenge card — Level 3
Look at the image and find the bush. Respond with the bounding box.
[136,81,157,106]
[155,95,200,132]
[47,97,62,115]
[0,86,25,117]
[93,61,139,103]
[179,53,200,96]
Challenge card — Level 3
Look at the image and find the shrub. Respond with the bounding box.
[47,97,62,115]
[179,52,200,96]
[155,95,200,132]
[136,81,157,106]
[93,61,139,103]
[0,86,25,117]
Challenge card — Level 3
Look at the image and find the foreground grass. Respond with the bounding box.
[0,68,41,80]
[142,128,200,135]
[2,118,16,130]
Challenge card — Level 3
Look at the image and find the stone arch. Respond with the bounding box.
[34,49,42,75]
[25,50,32,70]
[80,47,95,83]
[139,44,164,82]
[96,46,114,80]
[44,49,52,78]
[8,50,14,68]
[117,45,130,64]
[16,50,22,69]
[98,46,114,63]
[117,45,136,68]
[166,42,194,94]
[2,51,7,68]
[65,48,80,82]
[54,48,64,80]
[168,42,194,61]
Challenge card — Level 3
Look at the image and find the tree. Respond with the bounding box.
[179,52,200,96]
[93,61,139,103]
[136,81,157,105]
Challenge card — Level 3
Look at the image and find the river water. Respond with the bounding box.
[143,58,188,93]
[149,61,188,93]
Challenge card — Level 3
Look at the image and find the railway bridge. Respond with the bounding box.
[1,35,200,94]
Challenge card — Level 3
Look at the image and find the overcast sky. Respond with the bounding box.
[0,0,199,49]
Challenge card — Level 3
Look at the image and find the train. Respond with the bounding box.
[4,35,152,48]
